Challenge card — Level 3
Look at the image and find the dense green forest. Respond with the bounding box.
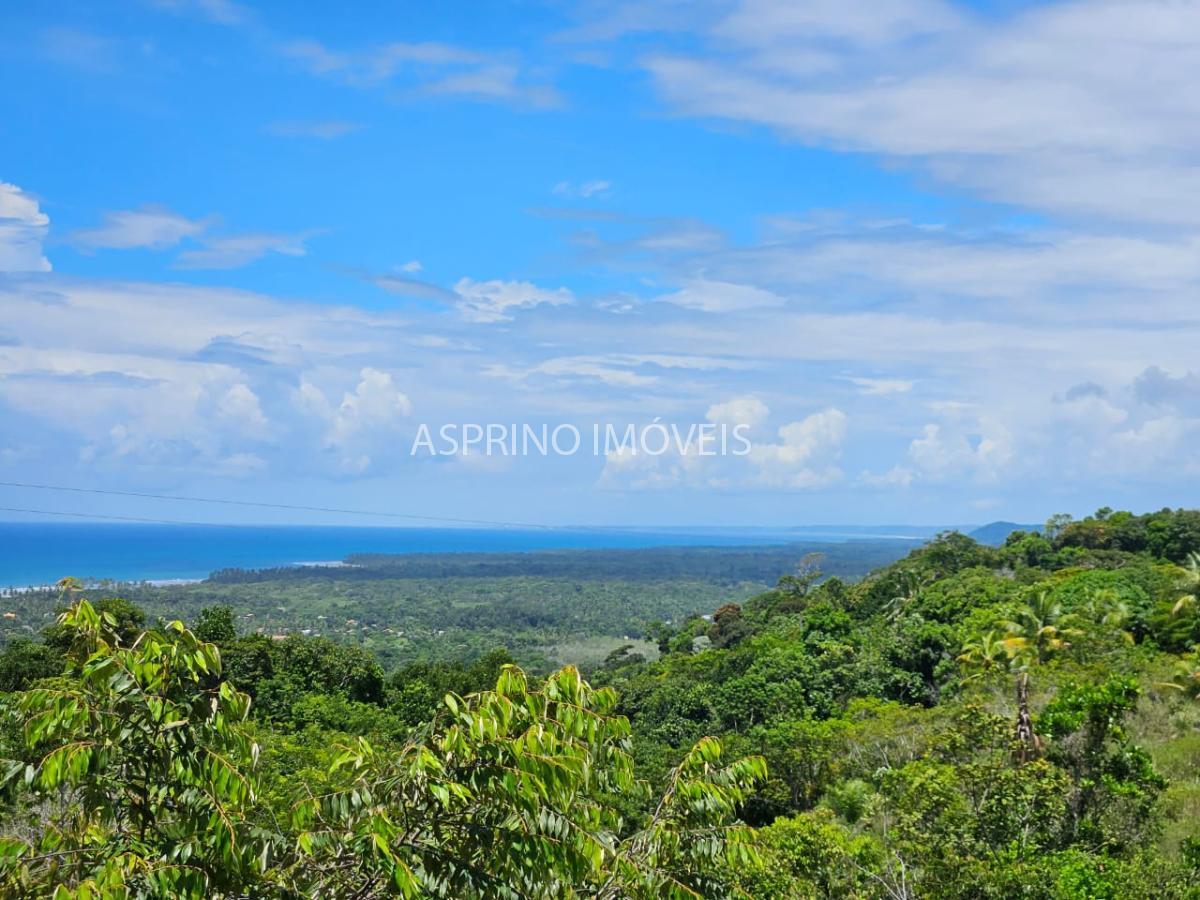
[0,541,910,671]
[4,508,1200,896]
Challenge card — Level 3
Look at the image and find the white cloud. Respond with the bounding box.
[71,206,210,250]
[656,277,784,312]
[633,219,725,253]
[706,395,769,428]
[283,39,561,108]
[566,210,1200,328]
[66,204,319,270]
[717,0,963,48]
[0,273,425,476]
[35,371,274,474]
[175,232,314,269]
[298,369,413,472]
[600,404,847,491]
[216,383,269,438]
[507,357,656,388]
[452,277,574,322]
[283,39,485,79]
[906,417,1014,482]
[796,224,1200,298]
[4,184,1200,509]
[1105,416,1198,468]
[147,0,249,26]
[841,376,914,396]
[598,442,712,491]
[215,452,267,476]
[488,353,752,388]
[642,0,1200,225]
[553,179,613,198]
[1054,390,1128,430]
[335,368,412,431]
[748,407,847,487]
[0,182,51,272]
[265,120,362,139]
[418,64,563,108]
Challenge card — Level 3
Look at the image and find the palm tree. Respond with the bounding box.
[884,570,928,622]
[1172,551,1200,616]
[1162,656,1200,698]
[957,630,1007,678]
[1083,587,1135,643]
[1001,592,1078,665]
[999,593,1081,761]
[1153,643,1200,699]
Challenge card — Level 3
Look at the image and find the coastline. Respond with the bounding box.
[0,521,934,590]
[1,576,206,595]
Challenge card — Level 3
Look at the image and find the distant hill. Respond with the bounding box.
[968,521,1040,545]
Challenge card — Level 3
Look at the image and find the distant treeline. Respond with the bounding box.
[207,539,915,585]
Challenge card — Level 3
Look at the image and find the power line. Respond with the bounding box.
[0,481,553,530]
[0,506,204,526]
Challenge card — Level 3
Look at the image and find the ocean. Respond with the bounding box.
[0,522,926,588]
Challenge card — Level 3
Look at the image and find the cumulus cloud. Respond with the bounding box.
[1104,416,1199,471]
[600,404,847,491]
[0,273,423,477]
[748,408,847,488]
[5,161,1200,511]
[598,441,715,491]
[216,383,269,438]
[0,182,51,272]
[452,278,574,322]
[298,369,413,473]
[906,419,1013,482]
[706,395,769,428]
[50,373,272,475]
[332,368,413,437]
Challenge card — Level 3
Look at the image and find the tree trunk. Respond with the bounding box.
[1014,671,1041,762]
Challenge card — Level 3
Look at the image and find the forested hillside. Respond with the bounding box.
[3,508,1200,897]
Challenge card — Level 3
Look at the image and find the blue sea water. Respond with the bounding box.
[0,522,900,588]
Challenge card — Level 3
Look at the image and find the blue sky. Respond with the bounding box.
[1,0,1199,527]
